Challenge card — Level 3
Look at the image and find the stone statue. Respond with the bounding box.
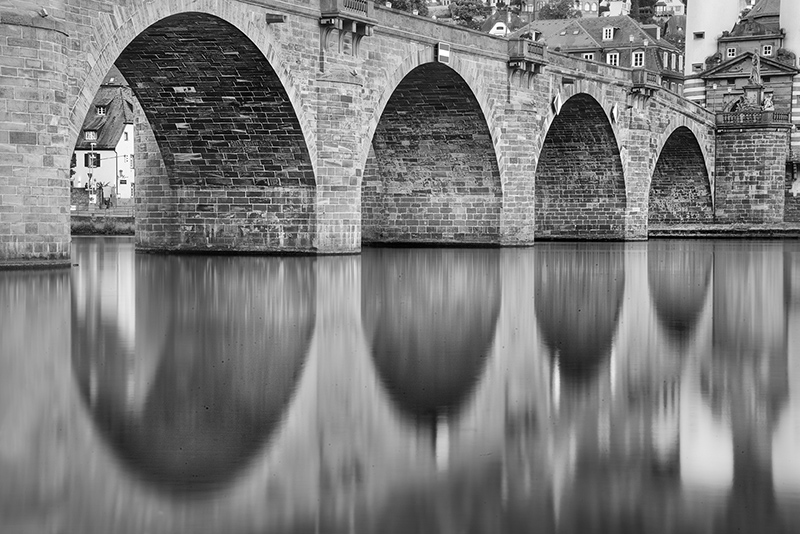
[749,49,762,86]
[762,93,774,111]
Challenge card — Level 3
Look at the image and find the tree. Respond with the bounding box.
[538,0,581,20]
[378,0,428,17]
[449,0,493,30]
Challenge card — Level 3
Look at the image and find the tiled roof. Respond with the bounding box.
[511,15,678,52]
[743,0,780,20]
[76,84,134,150]
[480,10,526,33]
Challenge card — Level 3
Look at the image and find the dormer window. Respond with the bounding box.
[763,45,773,56]
[95,106,106,116]
[603,27,614,41]
[632,51,645,68]
[726,47,737,58]
[84,130,96,141]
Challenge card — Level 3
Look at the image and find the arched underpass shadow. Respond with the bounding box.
[106,12,315,252]
[71,254,316,496]
[362,62,502,245]
[535,94,626,240]
[360,249,501,436]
[648,126,712,227]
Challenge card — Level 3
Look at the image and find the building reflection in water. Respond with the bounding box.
[71,245,315,494]
[361,248,501,470]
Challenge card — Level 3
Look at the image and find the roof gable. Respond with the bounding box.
[701,52,800,80]
[76,85,135,150]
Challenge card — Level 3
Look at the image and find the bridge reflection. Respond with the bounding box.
[36,239,800,532]
[71,248,315,494]
[361,249,501,463]
[535,243,625,384]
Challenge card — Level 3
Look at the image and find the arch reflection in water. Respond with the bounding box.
[534,244,625,384]
[71,252,315,495]
[361,249,501,424]
[647,240,712,343]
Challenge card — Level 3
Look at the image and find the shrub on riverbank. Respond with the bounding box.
[71,216,134,236]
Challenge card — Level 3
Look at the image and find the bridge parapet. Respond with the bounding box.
[320,0,376,55]
[716,110,792,129]
[507,38,547,74]
[631,69,661,97]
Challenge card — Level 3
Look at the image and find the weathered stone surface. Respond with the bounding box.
[0,0,729,263]
[715,126,790,224]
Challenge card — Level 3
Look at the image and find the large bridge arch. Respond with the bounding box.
[648,124,714,225]
[361,52,503,245]
[534,91,627,239]
[68,0,315,164]
[68,2,319,253]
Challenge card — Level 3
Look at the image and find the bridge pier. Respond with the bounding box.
[0,11,71,268]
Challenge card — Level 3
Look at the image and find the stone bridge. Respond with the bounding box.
[0,0,717,265]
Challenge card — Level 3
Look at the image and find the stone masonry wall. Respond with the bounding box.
[366,63,501,245]
[649,126,713,224]
[715,127,790,224]
[535,94,627,240]
[0,11,71,263]
[784,163,800,223]
[116,12,316,252]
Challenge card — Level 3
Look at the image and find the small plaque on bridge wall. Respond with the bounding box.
[436,43,451,64]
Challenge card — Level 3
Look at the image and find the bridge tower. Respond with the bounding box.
[684,0,748,105]
[781,0,800,162]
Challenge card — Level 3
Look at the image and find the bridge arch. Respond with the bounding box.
[69,1,314,166]
[649,124,714,225]
[534,91,627,239]
[69,2,318,252]
[361,52,503,244]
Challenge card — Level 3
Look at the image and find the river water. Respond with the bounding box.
[2,237,800,533]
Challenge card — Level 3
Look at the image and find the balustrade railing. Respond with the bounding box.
[716,110,792,126]
[631,69,660,86]
[321,0,373,18]
[508,38,545,60]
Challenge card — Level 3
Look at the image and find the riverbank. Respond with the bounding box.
[71,212,134,235]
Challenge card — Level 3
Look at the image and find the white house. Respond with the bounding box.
[72,70,136,200]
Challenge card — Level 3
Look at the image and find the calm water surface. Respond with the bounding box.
[2,237,800,533]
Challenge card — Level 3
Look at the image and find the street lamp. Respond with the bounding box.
[88,142,96,204]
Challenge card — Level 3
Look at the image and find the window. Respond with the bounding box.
[123,132,129,141]
[632,51,645,68]
[606,52,619,66]
[678,55,684,71]
[591,2,597,11]
[583,52,595,61]
[95,106,106,116]
[671,54,677,70]
[693,32,705,39]
[603,27,614,40]
[763,45,773,56]
[84,130,96,141]
[129,154,134,169]
[663,51,669,67]
[727,47,737,58]
[84,152,100,168]
[584,2,590,10]
[692,63,703,72]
